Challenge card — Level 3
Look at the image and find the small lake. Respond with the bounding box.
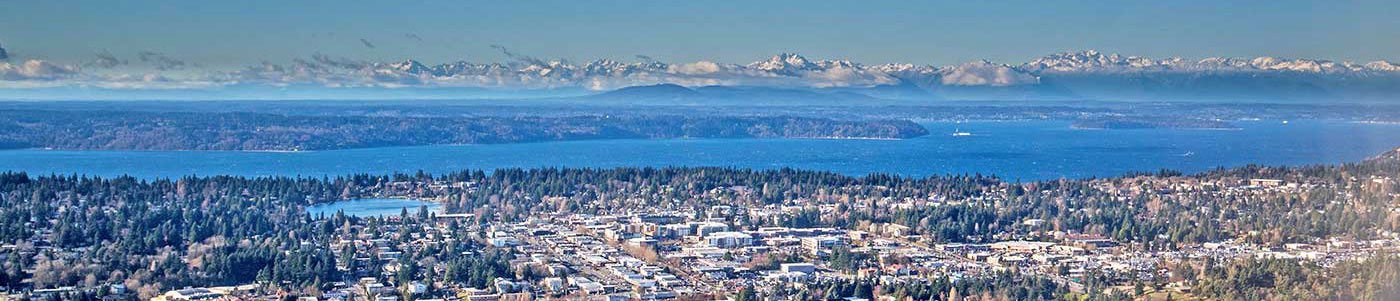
[305,198,441,218]
[2,120,1400,180]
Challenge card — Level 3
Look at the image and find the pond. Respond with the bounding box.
[304,198,442,218]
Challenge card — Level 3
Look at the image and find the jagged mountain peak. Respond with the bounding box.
[771,52,813,65]
[1365,61,1400,72]
[386,59,430,74]
[27,49,1400,93]
[744,53,866,77]
[748,53,817,73]
[1022,50,1167,73]
[582,59,670,76]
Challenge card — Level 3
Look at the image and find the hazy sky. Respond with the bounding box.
[2,0,1398,67]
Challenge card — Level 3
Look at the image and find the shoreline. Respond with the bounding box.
[1,136,918,152]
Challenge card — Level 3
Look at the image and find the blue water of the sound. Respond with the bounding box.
[4,120,1400,181]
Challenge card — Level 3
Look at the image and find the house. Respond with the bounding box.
[883,223,911,237]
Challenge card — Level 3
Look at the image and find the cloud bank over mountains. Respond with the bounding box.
[2,49,1399,101]
[0,60,79,81]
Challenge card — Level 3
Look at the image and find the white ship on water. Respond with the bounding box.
[952,127,972,136]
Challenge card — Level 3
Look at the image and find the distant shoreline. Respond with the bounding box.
[1,135,916,153]
[0,110,927,152]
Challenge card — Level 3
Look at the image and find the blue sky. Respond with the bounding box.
[1,0,1397,67]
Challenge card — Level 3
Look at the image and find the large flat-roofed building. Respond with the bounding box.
[802,235,846,254]
[780,263,818,274]
[693,222,730,237]
[1249,179,1284,187]
[704,231,753,248]
[153,288,223,301]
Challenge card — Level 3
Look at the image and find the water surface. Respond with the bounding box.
[3,120,1399,181]
[305,198,440,218]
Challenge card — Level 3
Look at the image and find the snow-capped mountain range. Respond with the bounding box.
[2,50,1399,101]
[1022,50,1400,74]
[226,50,1400,90]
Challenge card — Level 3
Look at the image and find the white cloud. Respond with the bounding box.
[0,60,80,80]
[670,61,724,75]
[939,61,1039,86]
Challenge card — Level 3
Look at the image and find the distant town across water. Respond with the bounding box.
[3,120,1400,181]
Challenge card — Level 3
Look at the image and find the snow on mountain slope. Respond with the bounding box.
[1021,50,1395,74]
[5,50,1397,94]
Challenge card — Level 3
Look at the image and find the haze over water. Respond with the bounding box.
[4,120,1399,181]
